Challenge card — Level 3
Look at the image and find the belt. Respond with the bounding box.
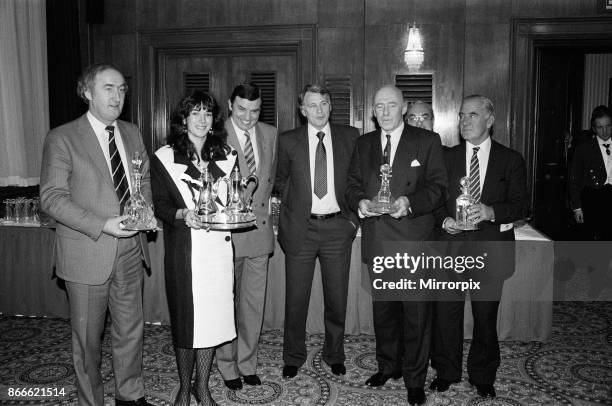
[310,211,341,220]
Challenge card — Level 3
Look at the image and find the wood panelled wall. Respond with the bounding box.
[80,0,600,150]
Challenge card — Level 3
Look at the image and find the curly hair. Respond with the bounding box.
[167,90,229,162]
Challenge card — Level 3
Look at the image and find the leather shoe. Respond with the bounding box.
[330,363,346,376]
[468,378,496,398]
[243,374,262,385]
[115,398,152,406]
[282,365,299,378]
[224,378,243,390]
[364,371,401,387]
[429,377,455,392]
[407,387,426,405]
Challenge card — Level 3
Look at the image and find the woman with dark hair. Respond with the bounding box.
[151,90,237,405]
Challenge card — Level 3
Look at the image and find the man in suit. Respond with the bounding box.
[430,95,529,399]
[40,64,152,406]
[216,82,278,390]
[276,84,359,379]
[346,85,446,405]
[569,105,612,241]
[406,100,434,131]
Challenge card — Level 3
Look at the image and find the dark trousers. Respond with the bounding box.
[582,185,612,241]
[65,236,144,406]
[431,280,504,385]
[370,296,432,388]
[283,216,354,367]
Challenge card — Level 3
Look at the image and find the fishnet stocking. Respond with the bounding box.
[174,347,195,406]
[194,347,217,405]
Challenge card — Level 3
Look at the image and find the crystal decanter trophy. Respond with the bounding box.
[454,176,479,230]
[122,152,157,230]
[370,164,395,214]
[196,167,257,230]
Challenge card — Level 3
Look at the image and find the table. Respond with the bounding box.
[0,224,553,341]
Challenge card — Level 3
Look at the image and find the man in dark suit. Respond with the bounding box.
[346,85,447,405]
[276,84,359,379]
[40,64,152,406]
[216,83,278,390]
[569,105,612,241]
[429,95,529,399]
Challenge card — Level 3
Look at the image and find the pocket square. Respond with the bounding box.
[410,159,421,167]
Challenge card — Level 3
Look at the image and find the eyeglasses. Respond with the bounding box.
[407,114,432,123]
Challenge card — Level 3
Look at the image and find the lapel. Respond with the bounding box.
[225,118,249,176]
[254,122,269,177]
[330,125,344,197]
[116,120,136,184]
[391,126,418,192]
[591,137,607,169]
[453,142,467,188]
[481,139,501,201]
[77,114,114,188]
[297,126,312,193]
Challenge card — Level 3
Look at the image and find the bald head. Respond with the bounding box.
[373,85,407,132]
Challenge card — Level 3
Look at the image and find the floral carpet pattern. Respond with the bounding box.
[0,302,611,405]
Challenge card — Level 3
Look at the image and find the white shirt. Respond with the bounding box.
[87,111,132,191]
[379,123,405,166]
[465,136,491,194]
[308,123,340,214]
[231,118,260,171]
[596,137,612,184]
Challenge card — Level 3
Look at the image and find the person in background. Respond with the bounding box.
[406,100,434,131]
[40,63,152,406]
[151,90,237,406]
[346,85,447,406]
[216,83,277,390]
[275,84,359,380]
[569,105,612,241]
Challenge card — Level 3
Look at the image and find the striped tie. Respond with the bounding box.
[383,134,391,165]
[106,125,130,211]
[313,131,327,199]
[469,146,481,203]
[244,130,257,174]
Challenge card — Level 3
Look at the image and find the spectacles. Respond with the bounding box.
[407,114,432,123]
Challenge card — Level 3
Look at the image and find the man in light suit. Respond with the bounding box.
[216,82,277,390]
[40,64,152,406]
[346,85,447,405]
[430,95,529,399]
[276,84,359,379]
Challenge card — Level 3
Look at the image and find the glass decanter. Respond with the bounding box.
[455,176,478,230]
[123,152,156,230]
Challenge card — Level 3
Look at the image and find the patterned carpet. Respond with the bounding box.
[1,302,611,405]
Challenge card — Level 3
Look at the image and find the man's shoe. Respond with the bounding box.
[407,387,426,405]
[115,397,152,406]
[468,378,496,398]
[364,371,401,387]
[330,363,346,376]
[243,374,262,385]
[429,377,453,392]
[224,378,243,390]
[282,365,299,378]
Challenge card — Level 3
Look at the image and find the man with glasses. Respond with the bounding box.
[406,100,434,131]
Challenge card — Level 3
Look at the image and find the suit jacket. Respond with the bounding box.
[434,140,529,281]
[346,125,447,262]
[225,119,278,257]
[276,123,359,256]
[569,137,609,210]
[40,113,151,285]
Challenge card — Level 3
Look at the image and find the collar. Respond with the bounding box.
[308,122,331,139]
[87,111,117,136]
[230,117,256,138]
[466,136,492,155]
[381,122,405,140]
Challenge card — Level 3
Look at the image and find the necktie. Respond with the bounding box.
[106,125,130,210]
[383,134,391,165]
[313,131,327,199]
[469,147,481,203]
[244,130,257,174]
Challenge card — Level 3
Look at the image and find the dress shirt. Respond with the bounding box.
[87,111,132,191]
[596,137,612,184]
[308,123,340,214]
[379,123,404,166]
[231,118,260,170]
